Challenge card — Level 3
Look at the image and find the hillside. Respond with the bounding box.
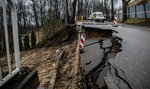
[0,26,81,89]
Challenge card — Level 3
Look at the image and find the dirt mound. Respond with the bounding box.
[21,40,77,87]
[0,25,81,88]
[21,26,79,88]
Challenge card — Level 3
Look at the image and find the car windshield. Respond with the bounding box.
[96,14,103,17]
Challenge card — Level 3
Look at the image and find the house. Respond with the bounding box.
[129,0,150,7]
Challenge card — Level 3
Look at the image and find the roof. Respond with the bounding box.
[128,0,150,7]
[92,12,103,14]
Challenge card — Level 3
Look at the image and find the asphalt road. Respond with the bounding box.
[111,24,150,89]
[81,39,103,74]
[81,22,150,89]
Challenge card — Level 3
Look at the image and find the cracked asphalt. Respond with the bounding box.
[81,23,150,89]
[111,24,150,89]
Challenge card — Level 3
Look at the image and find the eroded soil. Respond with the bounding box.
[0,26,81,89]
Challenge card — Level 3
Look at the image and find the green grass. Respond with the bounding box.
[118,18,150,26]
[118,19,123,23]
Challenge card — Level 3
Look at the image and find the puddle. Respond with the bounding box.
[81,28,123,89]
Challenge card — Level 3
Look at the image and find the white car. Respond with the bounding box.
[87,15,92,20]
[91,12,105,22]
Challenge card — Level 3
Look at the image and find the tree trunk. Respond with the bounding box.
[111,0,114,20]
[122,0,130,22]
[143,3,147,18]
[66,0,69,23]
[23,5,26,30]
[72,0,78,24]
[32,0,39,27]
[77,0,80,16]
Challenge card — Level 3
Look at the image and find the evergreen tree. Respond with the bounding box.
[23,35,30,50]
[31,31,36,48]
[19,35,23,51]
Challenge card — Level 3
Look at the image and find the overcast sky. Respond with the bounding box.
[0,0,2,6]
[0,0,136,9]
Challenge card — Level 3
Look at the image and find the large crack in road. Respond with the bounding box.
[81,29,133,89]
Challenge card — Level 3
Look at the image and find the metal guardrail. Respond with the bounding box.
[0,0,21,87]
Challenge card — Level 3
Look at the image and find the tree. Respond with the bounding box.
[72,0,78,24]
[39,0,46,26]
[17,0,27,31]
[77,0,83,16]
[66,0,70,23]
[111,0,114,20]
[31,31,37,48]
[19,35,23,51]
[104,0,110,20]
[84,0,91,16]
[122,0,131,21]
[31,0,40,27]
[23,35,30,50]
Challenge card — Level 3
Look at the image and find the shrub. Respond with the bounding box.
[124,18,147,24]
[19,35,23,51]
[23,35,30,50]
[31,31,37,48]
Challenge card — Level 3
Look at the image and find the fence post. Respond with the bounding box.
[135,6,137,18]
[143,3,147,18]
[3,0,12,74]
[128,7,130,18]
[7,0,21,68]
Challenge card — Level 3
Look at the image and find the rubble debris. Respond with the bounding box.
[82,29,132,89]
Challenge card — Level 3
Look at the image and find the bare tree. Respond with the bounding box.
[111,0,114,20]
[122,0,131,21]
[39,0,46,26]
[103,0,110,20]
[31,0,40,27]
[72,0,78,24]
[66,0,70,23]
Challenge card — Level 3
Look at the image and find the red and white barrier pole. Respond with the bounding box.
[113,15,118,27]
[80,33,86,51]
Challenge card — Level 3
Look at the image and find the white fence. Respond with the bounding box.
[115,2,150,19]
[0,0,21,87]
